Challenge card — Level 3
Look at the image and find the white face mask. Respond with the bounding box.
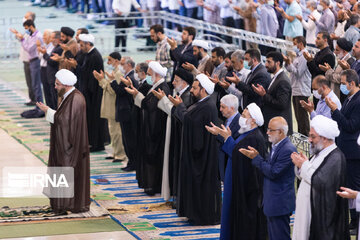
[312,90,321,99]
[134,73,140,82]
[317,5,324,12]
[238,117,252,134]
[119,65,125,74]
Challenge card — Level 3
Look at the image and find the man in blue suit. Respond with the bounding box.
[217,94,241,181]
[240,116,296,240]
[326,69,360,232]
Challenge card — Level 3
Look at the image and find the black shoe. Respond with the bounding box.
[350,229,358,236]
[112,159,124,163]
[21,109,45,118]
[121,166,135,172]
[25,101,36,106]
[105,156,114,159]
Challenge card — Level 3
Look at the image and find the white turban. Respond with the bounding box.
[311,115,340,140]
[192,40,209,51]
[55,69,77,86]
[148,61,167,77]
[246,103,264,127]
[79,33,95,44]
[196,73,215,95]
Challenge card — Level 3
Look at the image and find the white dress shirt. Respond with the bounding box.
[112,0,141,16]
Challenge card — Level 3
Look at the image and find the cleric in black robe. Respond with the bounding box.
[131,63,152,188]
[172,73,221,225]
[207,102,267,239]
[152,67,194,201]
[78,33,109,152]
[291,115,349,240]
[125,61,171,196]
[37,69,90,213]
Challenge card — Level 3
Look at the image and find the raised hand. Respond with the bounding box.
[125,85,139,97]
[182,62,196,71]
[300,99,314,113]
[252,83,266,96]
[336,187,358,199]
[93,70,104,82]
[36,102,49,113]
[105,71,115,81]
[168,95,183,106]
[226,72,241,84]
[239,146,259,159]
[151,89,166,100]
[205,122,222,135]
[291,152,308,168]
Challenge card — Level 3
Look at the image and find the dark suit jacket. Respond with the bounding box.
[332,90,360,160]
[217,112,241,181]
[43,44,63,83]
[111,69,139,123]
[236,64,271,109]
[307,46,336,79]
[261,71,293,134]
[351,60,360,79]
[252,137,296,217]
[170,43,198,82]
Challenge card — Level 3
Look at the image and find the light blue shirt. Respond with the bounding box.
[226,112,239,128]
[254,4,279,37]
[310,90,341,119]
[344,26,360,45]
[283,1,303,38]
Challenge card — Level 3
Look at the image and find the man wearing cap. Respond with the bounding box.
[125,61,171,196]
[320,38,355,101]
[168,73,221,225]
[79,33,109,152]
[36,69,90,214]
[182,39,213,76]
[291,115,349,240]
[327,69,360,233]
[240,117,296,240]
[151,68,194,201]
[206,102,267,239]
[93,52,127,163]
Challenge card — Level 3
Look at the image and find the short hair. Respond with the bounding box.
[341,69,360,85]
[43,29,53,34]
[321,0,330,6]
[270,116,289,135]
[23,19,35,28]
[225,51,234,60]
[294,36,306,46]
[150,24,164,34]
[349,14,360,26]
[220,94,239,111]
[78,28,89,34]
[183,26,196,39]
[266,51,284,67]
[245,48,261,62]
[231,49,246,61]
[123,56,135,68]
[211,47,225,58]
[318,31,333,50]
[137,62,148,74]
[314,75,331,88]
[53,31,61,39]
[307,0,317,9]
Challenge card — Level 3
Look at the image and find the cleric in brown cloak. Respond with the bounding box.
[37,69,90,214]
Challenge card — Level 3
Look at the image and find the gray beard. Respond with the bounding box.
[310,142,324,155]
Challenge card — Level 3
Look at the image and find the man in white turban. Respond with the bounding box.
[125,61,171,196]
[205,102,267,239]
[36,69,90,214]
[291,115,349,240]
[160,72,220,225]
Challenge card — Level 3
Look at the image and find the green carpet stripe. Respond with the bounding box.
[0,218,124,239]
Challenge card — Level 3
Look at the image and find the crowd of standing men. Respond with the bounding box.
[9,5,360,239]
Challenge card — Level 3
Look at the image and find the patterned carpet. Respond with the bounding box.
[0,81,221,239]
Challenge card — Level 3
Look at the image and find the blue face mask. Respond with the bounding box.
[146,75,153,85]
[293,46,300,54]
[243,60,251,70]
[25,29,31,35]
[340,84,350,95]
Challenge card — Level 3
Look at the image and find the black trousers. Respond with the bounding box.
[115,17,130,48]
[292,96,310,136]
[347,159,360,226]
[41,67,56,109]
[119,120,136,168]
[267,214,291,240]
[222,17,235,44]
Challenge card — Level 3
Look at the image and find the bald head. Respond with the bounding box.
[24,11,35,21]
[269,117,289,135]
[43,29,53,45]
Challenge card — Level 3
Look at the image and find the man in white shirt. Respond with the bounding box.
[112,0,144,51]
[291,115,349,240]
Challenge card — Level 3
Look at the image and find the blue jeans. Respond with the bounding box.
[81,0,90,13]
[29,58,43,106]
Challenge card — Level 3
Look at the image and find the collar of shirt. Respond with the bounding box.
[124,69,133,78]
[63,87,76,100]
[226,112,239,127]
[178,85,189,96]
[88,46,95,53]
[158,37,168,47]
[215,61,225,71]
[150,78,165,92]
[321,90,335,101]
[239,67,250,76]
[199,54,210,65]
[30,30,40,38]
[310,143,337,162]
[268,69,284,89]
[139,78,146,85]
[272,136,286,149]
[251,63,260,73]
[198,95,210,103]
